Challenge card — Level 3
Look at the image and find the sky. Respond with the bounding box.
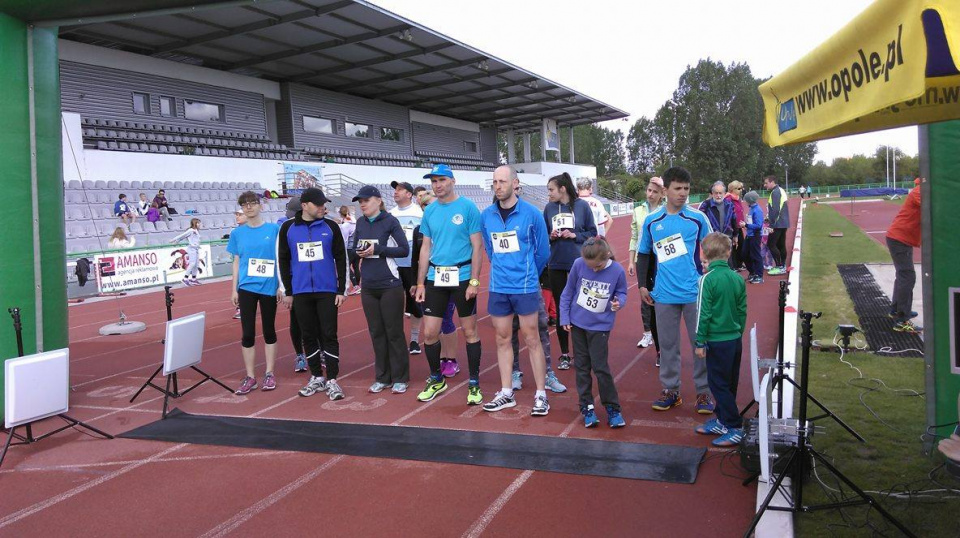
[372,0,919,163]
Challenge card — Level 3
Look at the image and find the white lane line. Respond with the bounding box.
[0,450,287,475]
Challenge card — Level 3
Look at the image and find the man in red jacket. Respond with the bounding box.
[885,178,923,333]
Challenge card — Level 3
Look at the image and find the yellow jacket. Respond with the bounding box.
[629,200,664,256]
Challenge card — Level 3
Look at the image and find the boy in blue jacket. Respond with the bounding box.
[743,191,765,284]
[480,165,552,416]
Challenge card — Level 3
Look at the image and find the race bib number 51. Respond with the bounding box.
[654,233,688,263]
[248,258,275,278]
[552,213,574,230]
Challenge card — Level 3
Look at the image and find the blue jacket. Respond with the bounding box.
[481,198,550,294]
[745,203,764,237]
[354,211,409,289]
[542,198,597,271]
[277,213,347,295]
[699,197,736,236]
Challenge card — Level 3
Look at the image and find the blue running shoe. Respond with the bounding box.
[695,418,727,436]
[582,405,599,428]
[652,389,681,411]
[294,354,307,373]
[712,427,745,447]
[696,393,716,415]
[606,406,625,428]
[545,371,567,393]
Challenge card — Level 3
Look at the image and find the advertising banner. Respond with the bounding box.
[94,245,213,293]
[282,163,323,194]
[542,118,560,153]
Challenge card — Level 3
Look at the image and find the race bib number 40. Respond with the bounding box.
[552,213,574,230]
[248,258,275,278]
[434,266,459,287]
[576,285,610,313]
[297,241,323,262]
[491,231,520,254]
[654,233,688,263]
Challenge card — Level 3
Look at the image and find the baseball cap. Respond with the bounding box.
[744,191,760,205]
[390,180,415,193]
[423,163,454,179]
[299,188,331,206]
[352,185,382,201]
[285,195,301,219]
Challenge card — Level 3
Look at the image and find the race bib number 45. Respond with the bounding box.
[248,258,275,278]
[654,233,688,263]
[435,266,459,287]
[297,241,323,262]
[491,231,520,254]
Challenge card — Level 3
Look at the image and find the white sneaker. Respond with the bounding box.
[298,376,326,397]
[638,332,653,348]
[369,382,391,393]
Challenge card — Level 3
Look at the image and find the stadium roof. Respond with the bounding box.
[7,0,629,132]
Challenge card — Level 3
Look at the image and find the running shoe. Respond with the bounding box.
[440,358,460,378]
[606,406,625,428]
[191,278,202,286]
[583,405,599,428]
[893,320,923,333]
[467,384,483,405]
[417,377,447,402]
[233,308,241,320]
[234,376,257,395]
[483,391,516,412]
[696,393,716,414]
[348,286,362,296]
[767,266,786,276]
[652,389,682,411]
[695,418,728,436]
[637,332,653,348]
[326,379,345,401]
[409,341,422,355]
[294,354,307,373]
[545,371,567,393]
[261,373,276,391]
[511,370,523,391]
[557,354,571,370]
[531,395,550,416]
[369,382,391,393]
[888,310,919,320]
[748,276,764,285]
[298,376,327,397]
[391,382,408,394]
[181,278,191,287]
[712,427,745,447]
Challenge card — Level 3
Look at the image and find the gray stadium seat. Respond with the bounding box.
[131,181,142,190]
[174,181,184,190]
[94,180,108,189]
[129,222,143,234]
[154,220,169,232]
[163,181,175,189]
[152,181,164,189]
[65,191,84,204]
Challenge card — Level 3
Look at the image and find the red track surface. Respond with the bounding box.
[828,199,919,262]
[0,200,799,537]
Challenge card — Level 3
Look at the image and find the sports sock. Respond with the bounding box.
[501,388,514,399]
[410,327,420,343]
[424,341,442,378]
[466,340,481,381]
[535,390,547,400]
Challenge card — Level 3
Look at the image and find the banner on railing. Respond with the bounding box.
[94,245,213,293]
[281,163,323,195]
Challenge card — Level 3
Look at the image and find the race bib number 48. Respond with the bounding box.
[434,266,459,287]
[248,258,275,278]
[491,231,520,254]
[654,233,688,263]
[297,241,323,262]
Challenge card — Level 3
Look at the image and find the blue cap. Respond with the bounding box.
[423,163,454,179]
[351,185,382,201]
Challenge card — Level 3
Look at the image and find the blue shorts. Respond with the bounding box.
[488,291,540,317]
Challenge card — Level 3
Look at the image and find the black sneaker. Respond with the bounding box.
[483,391,517,412]
[557,354,571,370]
[531,395,550,416]
[656,352,661,368]
[409,341,422,355]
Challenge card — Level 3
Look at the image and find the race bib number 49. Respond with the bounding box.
[434,266,459,287]
[248,258,275,278]
[491,231,520,254]
[654,233,688,263]
[297,241,323,262]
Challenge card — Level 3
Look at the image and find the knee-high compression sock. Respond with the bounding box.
[467,341,481,382]
[425,341,442,379]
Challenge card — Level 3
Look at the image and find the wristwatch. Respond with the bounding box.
[468,278,480,287]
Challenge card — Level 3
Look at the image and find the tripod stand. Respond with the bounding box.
[128,286,232,419]
[743,311,916,538]
[1,307,113,469]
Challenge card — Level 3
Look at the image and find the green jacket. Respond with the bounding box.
[696,260,747,345]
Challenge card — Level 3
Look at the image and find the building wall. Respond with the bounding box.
[59,61,268,135]
[480,126,499,164]
[411,121,481,156]
[283,82,412,154]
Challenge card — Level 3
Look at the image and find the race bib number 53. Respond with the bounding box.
[654,233,688,263]
[248,258,275,278]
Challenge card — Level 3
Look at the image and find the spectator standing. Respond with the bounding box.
[628,177,664,349]
[763,175,790,276]
[339,205,361,295]
[726,181,747,271]
[278,196,309,373]
[743,191,765,284]
[885,178,923,333]
[389,180,425,355]
[576,178,613,237]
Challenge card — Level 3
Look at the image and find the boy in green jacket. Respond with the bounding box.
[694,232,748,447]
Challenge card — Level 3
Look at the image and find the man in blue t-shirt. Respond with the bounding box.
[636,167,715,415]
[413,164,484,404]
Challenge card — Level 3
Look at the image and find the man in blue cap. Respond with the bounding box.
[413,164,485,405]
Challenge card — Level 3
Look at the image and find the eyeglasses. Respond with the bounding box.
[240,201,260,208]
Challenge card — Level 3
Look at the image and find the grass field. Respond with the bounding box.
[791,202,959,537]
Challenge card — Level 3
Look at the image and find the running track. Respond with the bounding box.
[827,199,919,262]
[0,199,798,537]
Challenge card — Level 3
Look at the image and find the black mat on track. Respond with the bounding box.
[836,264,924,357]
[121,409,705,483]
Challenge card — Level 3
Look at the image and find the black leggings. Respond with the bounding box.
[238,288,278,348]
[294,293,340,379]
[768,228,787,267]
[290,305,303,355]
[549,269,570,355]
[637,256,660,352]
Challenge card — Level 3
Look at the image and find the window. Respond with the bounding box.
[345,122,370,138]
[184,99,224,122]
[303,116,334,134]
[380,127,403,142]
[464,140,478,153]
[133,92,150,115]
[159,96,175,117]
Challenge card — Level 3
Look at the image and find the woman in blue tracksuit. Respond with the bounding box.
[352,185,411,394]
[542,172,597,370]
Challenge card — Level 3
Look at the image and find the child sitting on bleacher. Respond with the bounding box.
[108,227,136,249]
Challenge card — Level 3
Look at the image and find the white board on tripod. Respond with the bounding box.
[5,348,70,428]
[758,372,774,482]
[750,324,760,401]
[163,312,206,376]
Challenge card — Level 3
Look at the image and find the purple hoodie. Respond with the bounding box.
[559,257,628,332]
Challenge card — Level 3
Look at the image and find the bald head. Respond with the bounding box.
[492,165,520,203]
[494,165,518,182]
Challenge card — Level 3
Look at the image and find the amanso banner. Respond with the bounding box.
[94,245,213,293]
